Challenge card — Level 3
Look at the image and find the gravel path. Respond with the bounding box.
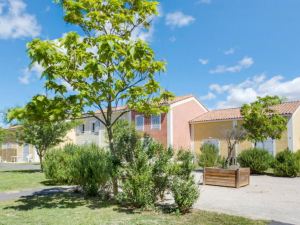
[0,163,41,171]
[194,171,300,225]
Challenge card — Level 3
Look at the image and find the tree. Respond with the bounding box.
[7,96,77,170]
[224,126,246,167]
[0,128,4,144]
[26,0,173,194]
[241,96,287,146]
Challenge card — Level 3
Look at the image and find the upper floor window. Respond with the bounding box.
[92,121,101,133]
[135,115,144,131]
[92,122,95,133]
[151,114,161,130]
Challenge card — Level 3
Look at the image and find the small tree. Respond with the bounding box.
[26,0,174,194]
[0,128,4,144]
[7,96,77,170]
[241,96,287,146]
[224,126,246,167]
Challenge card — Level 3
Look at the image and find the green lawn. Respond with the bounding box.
[0,192,267,225]
[0,170,47,192]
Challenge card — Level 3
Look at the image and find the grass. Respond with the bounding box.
[0,192,268,225]
[0,170,48,192]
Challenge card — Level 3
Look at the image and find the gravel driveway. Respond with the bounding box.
[194,171,300,225]
[0,163,40,171]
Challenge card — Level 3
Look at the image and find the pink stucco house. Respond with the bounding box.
[131,95,208,149]
[73,94,208,150]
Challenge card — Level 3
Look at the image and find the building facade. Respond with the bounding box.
[190,101,300,157]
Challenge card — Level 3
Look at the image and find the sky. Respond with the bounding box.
[1,0,300,115]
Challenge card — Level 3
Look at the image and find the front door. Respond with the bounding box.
[257,138,275,156]
[23,144,30,162]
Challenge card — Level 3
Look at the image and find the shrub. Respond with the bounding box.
[171,176,199,214]
[44,144,78,184]
[198,143,220,168]
[71,144,112,196]
[151,144,174,200]
[295,151,300,174]
[174,150,195,179]
[113,120,140,166]
[113,122,199,211]
[117,144,155,208]
[238,148,273,174]
[273,150,300,177]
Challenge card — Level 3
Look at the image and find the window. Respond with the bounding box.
[202,139,220,152]
[257,138,275,156]
[81,124,85,133]
[135,115,144,131]
[92,122,95,133]
[151,114,161,130]
[91,121,100,133]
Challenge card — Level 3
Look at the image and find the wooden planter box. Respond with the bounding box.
[203,167,250,188]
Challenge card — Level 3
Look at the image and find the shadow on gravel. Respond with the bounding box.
[269,221,295,225]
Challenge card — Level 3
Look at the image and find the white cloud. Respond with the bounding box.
[209,56,254,74]
[197,0,211,4]
[18,63,44,85]
[204,74,300,108]
[0,0,41,39]
[131,25,155,42]
[224,48,235,55]
[200,92,216,100]
[130,5,163,42]
[199,58,209,65]
[165,11,195,28]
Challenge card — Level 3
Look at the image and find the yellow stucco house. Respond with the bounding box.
[190,101,300,157]
[0,126,40,163]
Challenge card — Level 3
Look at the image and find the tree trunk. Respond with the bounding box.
[107,126,118,196]
[38,153,43,171]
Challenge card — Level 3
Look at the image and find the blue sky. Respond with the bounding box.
[1,0,300,114]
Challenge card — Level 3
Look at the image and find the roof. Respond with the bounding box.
[191,100,300,123]
[166,94,194,104]
[94,94,196,114]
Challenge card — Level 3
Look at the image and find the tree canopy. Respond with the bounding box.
[12,0,173,192]
[241,96,287,145]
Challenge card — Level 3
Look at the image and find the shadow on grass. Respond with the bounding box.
[1,169,42,173]
[4,190,115,211]
[40,180,67,186]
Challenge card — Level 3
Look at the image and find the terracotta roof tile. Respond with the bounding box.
[191,101,300,123]
[95,95,195,114]
[166,94,194,104]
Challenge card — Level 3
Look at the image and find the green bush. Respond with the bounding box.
[238,148,273,174]
[273,150,300,177]
[112,122,199,211]
[174,150,195,179]
[117,144,155,208]
[171,176,199,214]
[295,151,300,173]
[113,120,140,166]
[198,143,220,168]
[71,144,112,196]
[151,144,173,200]
[44,144,78,184]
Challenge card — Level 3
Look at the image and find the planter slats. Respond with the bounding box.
[203,167,250,188]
